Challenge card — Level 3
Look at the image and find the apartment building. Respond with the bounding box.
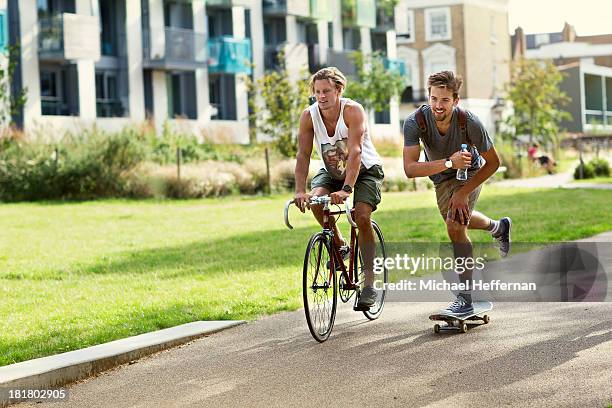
[394,0,511,136]
[3,0,403,142]
[513,23,612,134]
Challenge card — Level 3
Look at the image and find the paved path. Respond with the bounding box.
[18,233,612,408]
[18,303,612,408]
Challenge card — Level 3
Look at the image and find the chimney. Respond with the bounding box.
[562,22,576,42]
[512,26,526,60]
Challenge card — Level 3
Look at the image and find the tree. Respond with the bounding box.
[343,50,404,122]
[246,52,310,158]
[503,58,570,148]
[0,44,28,131]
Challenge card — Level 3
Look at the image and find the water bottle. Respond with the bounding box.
[456,143,469,181]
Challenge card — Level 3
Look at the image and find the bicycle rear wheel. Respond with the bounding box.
[355,220,388,320]
[303,232,338,342]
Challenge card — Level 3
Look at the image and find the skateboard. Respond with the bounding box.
[429,301,492,334]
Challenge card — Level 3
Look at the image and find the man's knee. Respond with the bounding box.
[354,206,372,228]
[446,219,466,241]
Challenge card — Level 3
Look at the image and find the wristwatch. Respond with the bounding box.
[342,184,353,194]
[444,158,453,169]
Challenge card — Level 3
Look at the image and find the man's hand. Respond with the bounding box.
[294,192,312,213]
[450,150,472,169]
[447,191,470,225]
[330,190,350,205]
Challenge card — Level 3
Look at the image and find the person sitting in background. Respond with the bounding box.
[528,143,556,175]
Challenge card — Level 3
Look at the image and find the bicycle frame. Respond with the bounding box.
[285,196,360,291]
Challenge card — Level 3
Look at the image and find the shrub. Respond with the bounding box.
[574,162,595,179]
[0,129,147,201]
[589,158,610,177]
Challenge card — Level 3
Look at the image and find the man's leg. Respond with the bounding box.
[309,186,346,248]
[468,210,512,257]
[353,202,375,287]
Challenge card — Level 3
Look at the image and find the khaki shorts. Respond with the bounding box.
[311,165,384,211]
[435,173,482,221]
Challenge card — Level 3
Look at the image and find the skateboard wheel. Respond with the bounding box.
[434,324,440,333]
[459,323,468,333]
[483,315,490,324]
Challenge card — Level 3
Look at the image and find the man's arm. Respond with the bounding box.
[342,103,365,188]
[294,109,314,211]
[329,103,365,204]
[403,145,471,178]
[457,146,500,195]
[448,146,501,224]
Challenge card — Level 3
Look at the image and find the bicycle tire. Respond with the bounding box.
[355,220,388,320]
[303,232,338,342]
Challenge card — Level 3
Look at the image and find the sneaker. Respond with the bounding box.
[327,245,350,270]
[493,217,512,258]
[443,294,473,316]
[357,286,377,309]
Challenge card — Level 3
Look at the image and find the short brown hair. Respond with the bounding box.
[427,71,463,99]
[309,67,347,94]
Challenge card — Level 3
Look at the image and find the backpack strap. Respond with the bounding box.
[455,106,473,147]
[415,104,428,133]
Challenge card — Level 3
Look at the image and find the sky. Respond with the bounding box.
[507,0,612,35]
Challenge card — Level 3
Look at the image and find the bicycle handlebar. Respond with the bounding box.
[284,195,357,230]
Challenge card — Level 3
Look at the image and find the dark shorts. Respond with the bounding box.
[310,165,384,211]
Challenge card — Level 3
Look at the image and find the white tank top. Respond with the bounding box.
[308,98,382,180]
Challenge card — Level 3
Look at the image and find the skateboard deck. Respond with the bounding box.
[429,301,493,333]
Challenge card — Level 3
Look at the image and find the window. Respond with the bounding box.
[40,64,79,116]
[342,28,360,51]
[209,74,236,120]
[425,7,451,42]
[95,70,124,117]
[534,33,550,48]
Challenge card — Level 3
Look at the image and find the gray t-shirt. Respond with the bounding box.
[403,105,493,184]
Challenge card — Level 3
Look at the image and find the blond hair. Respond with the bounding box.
[427,71,463,99]
[308,67,347,94]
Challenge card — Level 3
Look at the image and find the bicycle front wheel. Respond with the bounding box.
[303,232,337,342]
[355,220,388,320]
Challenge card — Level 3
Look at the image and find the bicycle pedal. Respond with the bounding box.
[353,304,371,312]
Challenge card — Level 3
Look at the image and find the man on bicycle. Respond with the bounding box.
[294,67,384,310]
[403,71,512,315]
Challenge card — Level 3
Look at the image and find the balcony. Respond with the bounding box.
[0,9,8,53]
[341,0,376,29]
[206,0,252,8]
[41,99,78,116]
[38,13,101,61]
[383,58,407,76]
[143,26,206,71]
[208,36,252,75]
[96,100,126,118]
[263,0,309,17]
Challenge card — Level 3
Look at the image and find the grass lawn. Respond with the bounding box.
[1,187,611,366]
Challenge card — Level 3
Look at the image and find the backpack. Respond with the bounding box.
[414,104,472,148]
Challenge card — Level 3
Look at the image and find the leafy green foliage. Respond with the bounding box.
[343,51,404,116]
[247,52,311,158]
[574,158,610,179]
[0,45,28,128]
[0,129,147,201]
[503,58,570,148]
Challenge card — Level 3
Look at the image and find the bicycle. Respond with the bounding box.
[284,195,388,342]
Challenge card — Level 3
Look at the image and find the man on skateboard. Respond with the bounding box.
[402,71,512,316]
